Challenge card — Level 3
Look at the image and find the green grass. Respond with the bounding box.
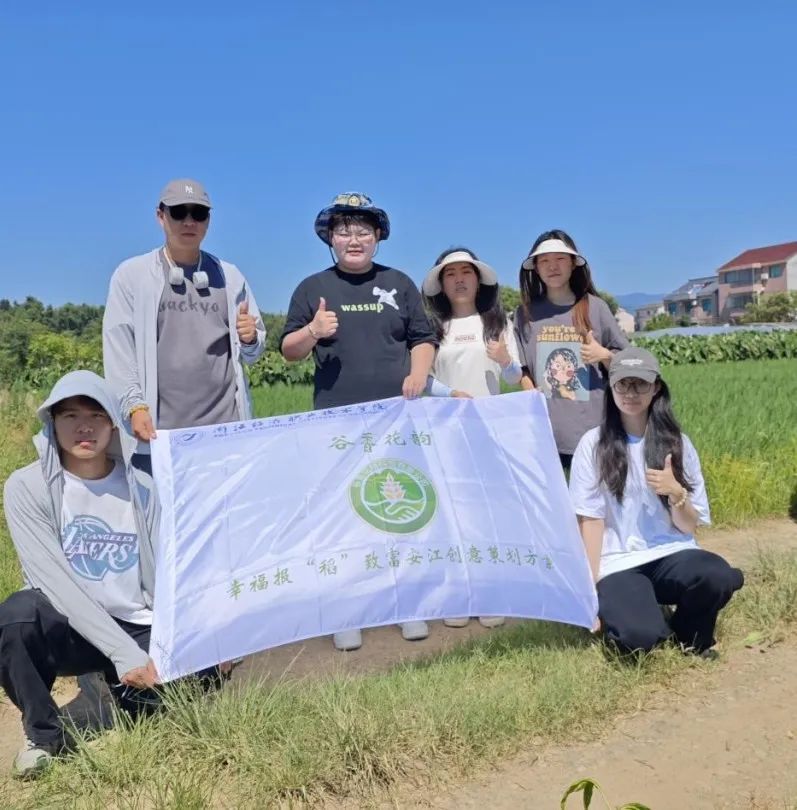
[1,549,794,809]
[666,359,797,526]
[0,391,39,602]
[0,360,794,604]
[250,381,312,418]
[247,360,797,528]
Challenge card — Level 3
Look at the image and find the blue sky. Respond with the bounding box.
[1,2,795,312]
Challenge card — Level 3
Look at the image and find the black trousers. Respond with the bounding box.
[0,589,221,747]
[596,549,744,654]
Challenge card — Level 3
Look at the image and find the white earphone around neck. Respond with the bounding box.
[164,247,209,290]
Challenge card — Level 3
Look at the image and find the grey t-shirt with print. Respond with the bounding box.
[514,294,630,455]
[156,252,239,429]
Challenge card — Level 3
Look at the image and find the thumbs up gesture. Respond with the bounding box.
[309,297,338,340]
[645,453,683,499]
[580,330,611,366]
[486,334,511,368]
[236,300,257,345]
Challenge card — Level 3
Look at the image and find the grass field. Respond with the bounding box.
[665,360,797,525]
[0,391,39,602]
[1,360,795,602]
[251,360,797,526]
[0,549,793,809]
[0,360,795,806]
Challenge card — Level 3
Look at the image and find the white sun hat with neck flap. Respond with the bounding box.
[422,250,498,296]
[522,238,586,270]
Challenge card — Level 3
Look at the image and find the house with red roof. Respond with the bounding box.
[717,241,797,321]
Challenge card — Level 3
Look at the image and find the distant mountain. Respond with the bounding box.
[615,292,664,312]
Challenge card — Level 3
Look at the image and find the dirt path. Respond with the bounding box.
[1,518,794,806]
[433,640,797,810]
[432,518,797,810]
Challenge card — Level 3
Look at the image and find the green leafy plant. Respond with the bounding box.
[246,351,314,386]
[24,332,103,389]
[561,777,651,809]
[634,330,797,365]
[500,285,521,314]
[643,312,676,332]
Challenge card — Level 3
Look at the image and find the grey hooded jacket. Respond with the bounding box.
[2,371,157,678]
[102,248,266,453]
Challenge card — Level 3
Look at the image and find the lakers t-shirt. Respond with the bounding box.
[60,462,152,625]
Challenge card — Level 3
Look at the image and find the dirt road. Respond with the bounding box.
[1,518,794,808]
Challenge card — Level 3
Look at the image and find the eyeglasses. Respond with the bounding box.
[613,379,653,395]
[165,204,210,223]
[331,229,375,242]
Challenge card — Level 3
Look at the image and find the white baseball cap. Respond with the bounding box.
[422,250,498,296]
[522,238,586,270]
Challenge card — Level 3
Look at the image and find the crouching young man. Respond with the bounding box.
[1,371,181,778]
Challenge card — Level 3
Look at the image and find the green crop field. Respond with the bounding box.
[250,360,797,527]
[1,359,795,604]
[665,359,797,525]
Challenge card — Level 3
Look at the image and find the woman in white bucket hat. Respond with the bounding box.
[421,246,523,630]
[513,229,629,471]
[422,247,522,399]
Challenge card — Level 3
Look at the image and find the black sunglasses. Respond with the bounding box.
[165,204,210,222]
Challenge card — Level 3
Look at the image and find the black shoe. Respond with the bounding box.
[107,682,163,719]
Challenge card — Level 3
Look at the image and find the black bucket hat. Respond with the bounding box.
[314,192,390,245]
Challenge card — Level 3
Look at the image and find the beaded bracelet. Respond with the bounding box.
[669,488,689,509]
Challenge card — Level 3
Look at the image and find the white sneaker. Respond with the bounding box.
[478,616,505,628]
[400,621,429,641]
[13,739,56,779]
[333,629,362,651]
[443,617,470,628]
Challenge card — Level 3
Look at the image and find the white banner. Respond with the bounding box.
[150,392,597,681]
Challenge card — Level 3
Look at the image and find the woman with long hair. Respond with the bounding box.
[514,229,629,470]
[422,247,522,398]
[569,347,743,655]
[421,247,522,629]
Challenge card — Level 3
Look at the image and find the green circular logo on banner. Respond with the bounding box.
[350,458,437,534]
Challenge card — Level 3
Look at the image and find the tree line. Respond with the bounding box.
[0,288,617,390]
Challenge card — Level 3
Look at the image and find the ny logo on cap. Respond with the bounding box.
[185,185,194,195]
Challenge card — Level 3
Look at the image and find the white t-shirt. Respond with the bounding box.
[433,315,521,397]
[569,428,710,580]
[61,462,152,625]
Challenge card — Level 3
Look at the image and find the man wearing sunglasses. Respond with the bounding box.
[103,179,266,458]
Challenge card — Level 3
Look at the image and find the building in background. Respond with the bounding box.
[662,276,719,325]
[717,241,797,322]
[615,307,635,334]
[634,301,665,331]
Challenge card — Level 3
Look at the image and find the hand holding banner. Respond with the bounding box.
[150,392,597,681]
